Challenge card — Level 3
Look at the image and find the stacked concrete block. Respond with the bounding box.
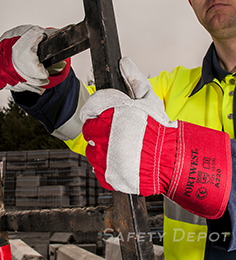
[15,176,46,208]
[38,185,67,197]
[38,197,70,208]
[27,150,49,169]
[1,149,110,210]
[49,232,98,245]
[69,186,87,201]
[38,185,70,208]
[67,167,87,177]
[49,244,105,260]
[15,187,38,198]
[16,176,47,187]
[98,192,113,206]
[23,168,36,176]
[67,175,87,206]
[105,237,165,260]
[4,177,16,206]
[6,151,27,170]
[75,244,97,254]
[49,150,79,168]
[87,169,96,206]
[10,239,46,260]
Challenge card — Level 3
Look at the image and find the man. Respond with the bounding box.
[0,0,236,259]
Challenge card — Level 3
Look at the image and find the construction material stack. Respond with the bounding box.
[0,149,112,210]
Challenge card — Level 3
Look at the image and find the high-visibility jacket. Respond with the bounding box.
[148,43,236,259]
[12,43,235,259]
[149,43,236,259]
[63,43,234,259]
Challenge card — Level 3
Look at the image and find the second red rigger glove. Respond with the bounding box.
[0,25,71,93]
[80,57,232,220]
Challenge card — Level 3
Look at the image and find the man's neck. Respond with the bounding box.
[213,38,236,73]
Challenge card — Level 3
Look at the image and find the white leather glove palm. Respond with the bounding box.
[0,25,67,94]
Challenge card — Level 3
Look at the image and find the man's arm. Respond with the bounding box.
[0,25,94,156]
[11,68,94,156]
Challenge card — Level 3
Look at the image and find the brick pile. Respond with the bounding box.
[0,149,112,210]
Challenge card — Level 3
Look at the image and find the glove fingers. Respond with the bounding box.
[119,57,178,128]
[12,26,49,86]
[0,25,33,41]
[80,89,131,123]
[5,82,42,94]
[119,57,152,99]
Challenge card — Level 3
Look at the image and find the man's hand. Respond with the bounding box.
[0,25,70,94]
[80,57,232,220]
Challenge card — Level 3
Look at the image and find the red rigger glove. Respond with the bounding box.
[80,57,232,220]
[0,25,70,93]
[0,244,12,260]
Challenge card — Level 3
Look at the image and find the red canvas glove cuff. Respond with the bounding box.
[139,116,178,196]
[0,244,12,260]
[42,58,71,89]
[139,118,232,219]
[168,120,232,219]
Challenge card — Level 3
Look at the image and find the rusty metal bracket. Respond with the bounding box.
[38,0,156,259]
[38,21,89,68]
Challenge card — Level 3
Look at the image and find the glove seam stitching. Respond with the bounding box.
[172,121,185,198]
[157,125,166,194]
[168,121,185,199]
[153,123,161,194]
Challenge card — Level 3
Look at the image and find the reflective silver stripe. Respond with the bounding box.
[164,197,207,226]
[52,80,90,141]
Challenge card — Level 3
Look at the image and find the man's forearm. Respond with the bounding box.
[12,68,83,139]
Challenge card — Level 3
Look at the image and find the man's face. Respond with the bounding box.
[189,0,236,39]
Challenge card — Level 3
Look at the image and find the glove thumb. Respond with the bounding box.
[119,57,152,99]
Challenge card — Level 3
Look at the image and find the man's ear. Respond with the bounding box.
[188,0,192,6]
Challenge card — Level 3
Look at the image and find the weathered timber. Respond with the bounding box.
[0,206,113,233]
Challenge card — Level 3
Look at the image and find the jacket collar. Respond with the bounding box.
[189,43,230,97]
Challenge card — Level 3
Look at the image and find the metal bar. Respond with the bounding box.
[128,194,156,260]
[38,21,90,68]
[83,0,155,259]
[83,0,127,93]
[112,192,155,259]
